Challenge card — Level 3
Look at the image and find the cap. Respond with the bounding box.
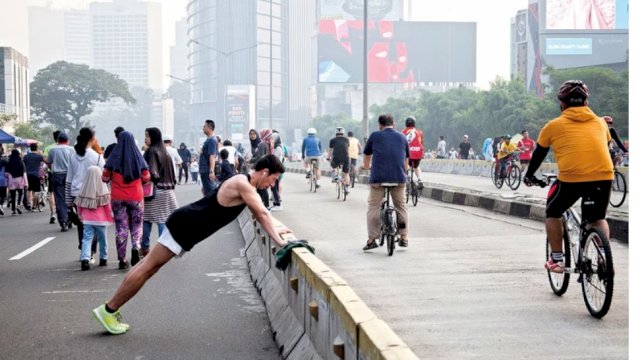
[163,135,173,142]
[463,134,469,139]
[57,132,69,142]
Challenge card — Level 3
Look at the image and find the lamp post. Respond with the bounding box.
[190,40,258,139]
[363,0,369,142]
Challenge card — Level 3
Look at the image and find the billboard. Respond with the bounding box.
[318,20,476,83]
[320,0,402,20]
[545,38,592,55]
[546,0,628,30]
[225,85,255,143]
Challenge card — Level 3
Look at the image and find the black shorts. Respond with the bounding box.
[545,180,612,223]
[350,158,358,167]
[27,175,42,192]
[408,159,421,168]
[331,159,350,173]
[520,159,530,165]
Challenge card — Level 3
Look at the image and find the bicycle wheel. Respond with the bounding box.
[411,184,418,206]
[350,168,355,188]
[580,228,614,318]
[491,162,503,189]
[405,182,410,203]
[309,165,316,193]
[508,165,521,190]
[342,183,347,201]
[546,221,571,296]
[609,171,626,208]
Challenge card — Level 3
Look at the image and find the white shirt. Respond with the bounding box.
[221,145,237,166]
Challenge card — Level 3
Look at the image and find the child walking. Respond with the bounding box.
[75,166,114,271]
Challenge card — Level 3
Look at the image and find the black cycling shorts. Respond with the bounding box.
[545,180,612,223]
[408,159,421,168]
[331,159,350,173]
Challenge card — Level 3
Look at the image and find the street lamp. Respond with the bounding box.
[190,40,258,139]
[363,0,369,142]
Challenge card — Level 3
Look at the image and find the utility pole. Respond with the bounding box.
[362,0,368,141]
[269,0,273,130]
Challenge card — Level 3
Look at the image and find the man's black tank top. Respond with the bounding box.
[165,174,249,251]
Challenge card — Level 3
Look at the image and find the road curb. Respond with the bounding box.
[236,209,419,360]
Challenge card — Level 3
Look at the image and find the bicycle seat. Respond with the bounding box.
[380,183,399,188]
[542,173,558,180]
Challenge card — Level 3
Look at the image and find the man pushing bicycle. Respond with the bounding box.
[523,80,614,274]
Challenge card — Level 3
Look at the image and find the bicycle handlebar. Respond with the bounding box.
[524,174,557,188]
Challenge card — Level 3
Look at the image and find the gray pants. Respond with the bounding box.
[50,173,69,226]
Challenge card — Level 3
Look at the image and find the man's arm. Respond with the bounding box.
[363,154,372,170]
[609,127,628,152]
[240,182,289,247]
[327,147,333,161]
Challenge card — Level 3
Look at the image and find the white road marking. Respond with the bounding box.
[9,237,56,260]
[43,290,105,294]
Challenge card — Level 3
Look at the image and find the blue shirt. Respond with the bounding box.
[302,135,322,157]
[363,128,409,184]
[199,136,219,173]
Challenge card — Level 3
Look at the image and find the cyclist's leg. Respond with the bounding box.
[581,180,612,239]
[366,184,385,243]
[341,161,350,187]
[390,184,409,241]
[351,158,359,179]
[411,159,423,182]
[545,181,580,252]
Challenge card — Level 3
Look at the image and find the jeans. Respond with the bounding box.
[141,221,166,250]
[258,188,269,208]
[191,172,199,184]
[81,225,107,261]
[178,163,190,183]
[270,178,281,206]
[50,173,69,225]
[200,173,219,196]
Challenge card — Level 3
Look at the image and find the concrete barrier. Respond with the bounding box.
[237,210,419,360]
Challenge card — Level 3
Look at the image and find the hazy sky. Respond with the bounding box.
[0,0,631,90]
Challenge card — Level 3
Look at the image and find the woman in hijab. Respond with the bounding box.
[141,127,178,258]
[6,149,27,215]
[249,129,261,157]
[103,131,151,269]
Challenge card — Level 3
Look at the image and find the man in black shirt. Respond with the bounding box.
[327,127,351,191]
[92,155,290,335]
[459,135,472,160]
[104,126,125,160]
[177,142,192,184]
[23,143,44,210]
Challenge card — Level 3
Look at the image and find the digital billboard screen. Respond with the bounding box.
[318,20,476,83]
[320,0,402,20]
[546,0,628,30]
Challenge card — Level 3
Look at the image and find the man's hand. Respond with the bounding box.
[208,172,216,181]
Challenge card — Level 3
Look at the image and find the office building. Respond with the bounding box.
[0,47,30,125]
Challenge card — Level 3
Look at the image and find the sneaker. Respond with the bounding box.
[81,260,90,271]
[417,181,424,190]
[130,249,140,267]
[92,303,129,335]
[399,239,408,247]
[344,186,350,194]
[270,205,283,212]
[315,182,321,189]
[89,255,96,265]
[16,208,22,215]
[118,260,130,270]
[49,216,56,224]
[354,178,359,183]
[305,172,311,179]
[12,211,17,216]
[544,259,565,273]
[61,223,68,232]
[99,259,108,266]
[0,207,3,215]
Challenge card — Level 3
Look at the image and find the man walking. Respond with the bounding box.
[163,135,182,183]
[46,132,74,231]
[199,120,219,196]
[436,136,446,159]
[459,135,472,160]
[23,143,44,210]
[177,143,192,184]
[362,114,410,250]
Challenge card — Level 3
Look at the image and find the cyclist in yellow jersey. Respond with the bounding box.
[497,134,518,179]
[524,80,613,273]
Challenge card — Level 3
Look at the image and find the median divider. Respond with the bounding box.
[237,209,419,360]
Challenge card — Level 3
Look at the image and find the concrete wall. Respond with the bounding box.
[237,209,419,360]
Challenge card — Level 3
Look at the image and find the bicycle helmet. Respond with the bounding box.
[603,116,613,125]
[307,128,317,135]
[335,127,345,135]
[556,80,589,105]
[504,134,511,139]
[405,116,416,127]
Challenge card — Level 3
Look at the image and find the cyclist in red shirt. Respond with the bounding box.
[517,130,536,174]
[401,116,425,186]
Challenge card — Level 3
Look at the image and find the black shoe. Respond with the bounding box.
[99,259,107,266]
[49,216,56,224]
[399,239,408,247]
[16,208,22,215]
[118,260,129,270]
[362,240,379,251]
[81,260,90,271]
[130,249,140,267]
[61,223,68,232]
[0,207,3,215]
[12,211,17,216]
[67,221,73,230]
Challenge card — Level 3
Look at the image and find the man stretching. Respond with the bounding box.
[92,155,290,334]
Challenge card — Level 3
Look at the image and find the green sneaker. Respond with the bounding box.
[92,303,129,334]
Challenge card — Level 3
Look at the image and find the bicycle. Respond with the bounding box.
[405,166,419,207]
[32,176,48,212]
[332,164,348,201]
[349,160,356,188]
[378,183,400,256]
[492,154,521,190]
[307,159,319,193]
[609,154,627,208]
[531,174,615,318]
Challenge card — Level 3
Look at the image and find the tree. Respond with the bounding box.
[310,113,364,146]
[0,113,17,128]
[13,122,57,147]
[30,61,135,139]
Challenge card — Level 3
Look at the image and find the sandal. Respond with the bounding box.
[362,240,379,251]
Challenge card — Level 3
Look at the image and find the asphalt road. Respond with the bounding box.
[274,172,630,359]
[0,184,282,360]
